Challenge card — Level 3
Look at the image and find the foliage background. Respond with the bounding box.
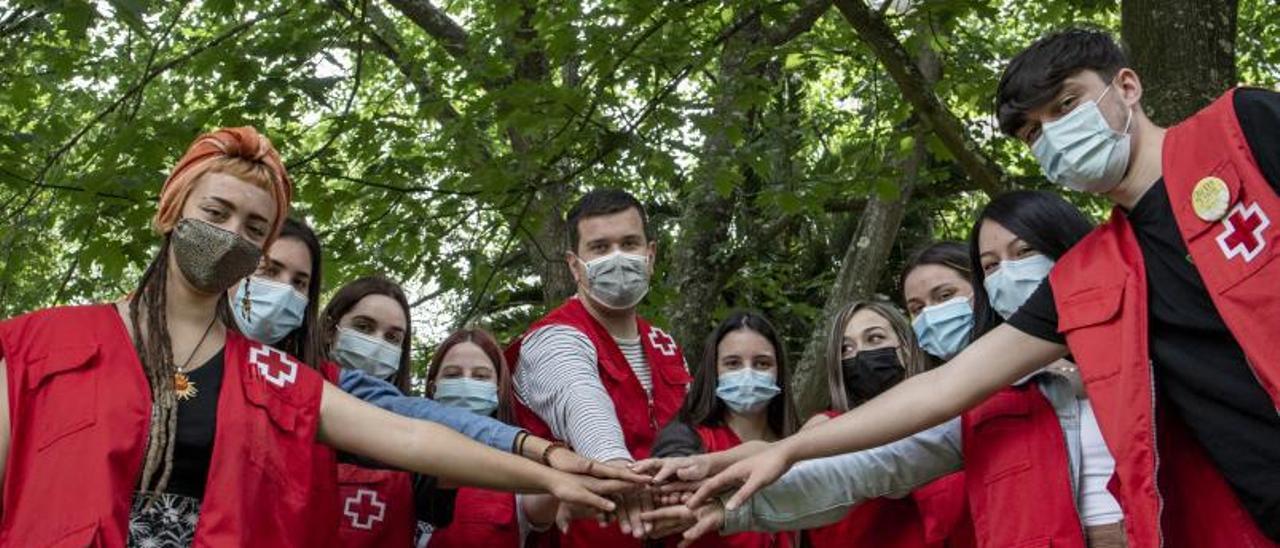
[1,0,1274,405]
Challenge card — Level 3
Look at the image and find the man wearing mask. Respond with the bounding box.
[508,189,692,547]
[688,28,1280,547]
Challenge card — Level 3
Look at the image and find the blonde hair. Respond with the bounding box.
[823,300,930,412]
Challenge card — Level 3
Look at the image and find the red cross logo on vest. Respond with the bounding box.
[343,488,386,530]
[648,328,677,357]
[1215,201,1271,262]
[249,344,299,388]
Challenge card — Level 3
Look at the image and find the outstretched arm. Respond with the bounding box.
[318,382,629,511]
[691,324,1065,509]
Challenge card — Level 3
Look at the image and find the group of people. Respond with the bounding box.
[0,26,1277,548]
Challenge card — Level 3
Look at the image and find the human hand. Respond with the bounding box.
[542,468,636,514]
[686,445,792,511]
[641,498,726,547]
[631,454,713,484]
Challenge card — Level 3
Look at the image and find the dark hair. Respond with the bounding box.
[321,275,414,394]
[425,328,515,424]
[899,241,972,305]
[968,190,1094,339]
[996,28,1129,136]
[566,188,650,252]
[271,217,324,368]
[677,311,799,439]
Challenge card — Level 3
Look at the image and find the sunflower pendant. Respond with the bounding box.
[174,372,198,401]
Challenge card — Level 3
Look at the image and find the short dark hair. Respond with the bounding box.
[967,190,1093,340]
[566,188,650,251]
[996,28,1129,136]
[677,310,799,438]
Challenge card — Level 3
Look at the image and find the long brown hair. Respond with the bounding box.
[267,217,325,368]
[425,328,515,424]
[320,275,414,394]
[823,300,930,412]
[676,311,799,439]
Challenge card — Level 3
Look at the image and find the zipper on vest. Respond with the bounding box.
[1149,360,1165,548]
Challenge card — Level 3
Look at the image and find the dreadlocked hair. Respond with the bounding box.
[130,237,234,495]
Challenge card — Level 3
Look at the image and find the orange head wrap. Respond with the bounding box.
[151,126,293,248]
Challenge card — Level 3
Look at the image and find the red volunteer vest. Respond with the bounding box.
[506,297,692,548]
[663,424,791,548]
[427,487,520,547]
[961,385,1082,547]
[0,304,331,547]
[806,411,974,548]
[336,463,417,548]
[1049,88,1278,547]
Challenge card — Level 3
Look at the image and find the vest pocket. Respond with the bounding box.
[1056,281,1126,382]
[967,394,1032,484]
[28,344,99,452]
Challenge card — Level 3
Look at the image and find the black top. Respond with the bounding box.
[651,420,706,458]
[1007,88,1280,539]
[167,349,225,499]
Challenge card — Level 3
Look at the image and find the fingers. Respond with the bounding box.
[563,485,617,514]
[586,477,643,496]
[626,492,647,538]
[723,473,766,511]
[615,493,633,537]
[639,504,689,522]
[686,467,738,509]
[651,459,684,484]
[656,480,701,494]
[629,458,663,475]
[678,513,719,548]
[640,490,654,537]
[601,462,652,484]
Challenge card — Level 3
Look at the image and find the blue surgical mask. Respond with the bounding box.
[577,251,650,310]
[232,277,309,345]
[715,368,780,414]
[984,254,1055,321]
[1031,85,1133,194]
[332,327,402,380]
[912,296,974,360]
[434,378,500,416]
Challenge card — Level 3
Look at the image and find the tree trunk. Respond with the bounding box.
[1121,0,1238,126]
[789,42,941,420]
[666,16,767,355]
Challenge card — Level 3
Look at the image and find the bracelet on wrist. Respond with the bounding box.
[541,441,568,466]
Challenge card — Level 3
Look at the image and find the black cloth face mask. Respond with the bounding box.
[171,218,263,294]
[841,347,907,404]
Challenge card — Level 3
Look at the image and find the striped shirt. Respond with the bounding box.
[512,325,652,463]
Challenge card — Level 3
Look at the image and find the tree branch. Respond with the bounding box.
[832,0,1004,196]
[765,0,834,46]
[383,0,471,61]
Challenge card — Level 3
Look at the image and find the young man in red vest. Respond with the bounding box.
[507,188,693,546]
[681,29,1280,548]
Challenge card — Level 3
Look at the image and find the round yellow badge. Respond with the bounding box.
[1192,176,1230,222]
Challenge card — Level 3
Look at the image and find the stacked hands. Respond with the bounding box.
[546,443,791,548]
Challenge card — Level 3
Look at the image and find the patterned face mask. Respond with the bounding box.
[171,218,262,294]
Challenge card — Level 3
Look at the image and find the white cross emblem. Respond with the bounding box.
[1215,201,1271,262]
[648,328,678,357]
[344,488,386,530]
[249,344,299,388]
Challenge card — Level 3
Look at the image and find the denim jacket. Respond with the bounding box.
[339,368,522,452]
[724,371,1089,533]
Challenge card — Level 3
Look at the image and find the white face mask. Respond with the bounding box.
[332,327,402,380]
[984,254,1055,320]
[1031,84,1134,194]
[232,277,309,345]
[715,368,780,414]
[577,251,650,310]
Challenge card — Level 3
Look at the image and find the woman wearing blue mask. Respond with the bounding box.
[425,328,565,547]
[668,193,1124,548]
[646,311,798,548]
[230,217,323,365]
[902,242,975,362]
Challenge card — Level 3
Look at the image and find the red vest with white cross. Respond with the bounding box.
[335,463,416,548]
[1048,88,1279,548]
[506,296,691,548]
[0,304,335,547]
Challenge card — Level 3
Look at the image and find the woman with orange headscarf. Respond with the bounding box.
[0,127,638,547]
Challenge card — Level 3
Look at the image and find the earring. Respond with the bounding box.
[241,279,252,317]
